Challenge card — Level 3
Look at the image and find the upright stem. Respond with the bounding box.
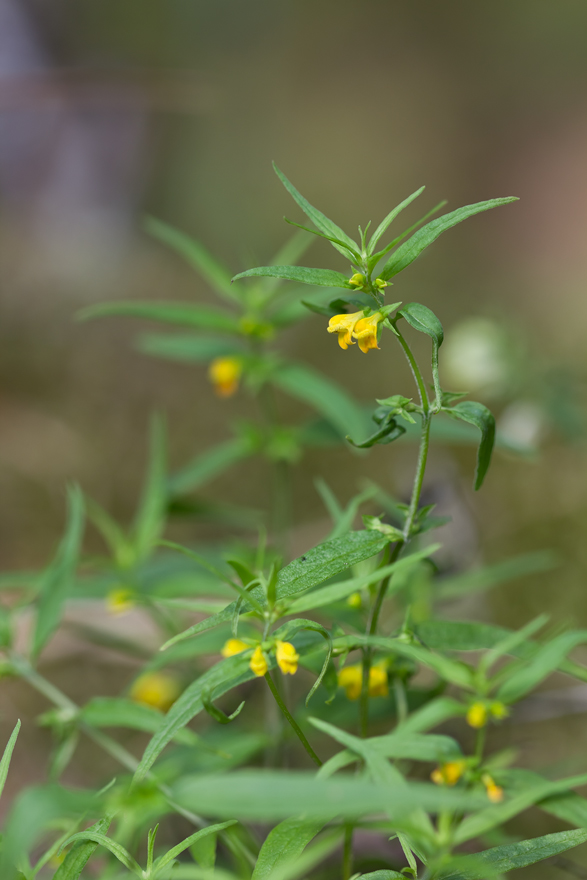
[402,412,431,540]
[263,671,322,767]
[342,824,354,880]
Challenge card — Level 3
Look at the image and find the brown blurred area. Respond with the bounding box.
[0,2,587,869]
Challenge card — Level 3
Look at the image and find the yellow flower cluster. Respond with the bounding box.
[130,672,181,713]
[106,587,135,616]
[431,760,467,787]
[327,311,383,353]
[337,662,388,700]
[482,773,504,803]
[208,357,243,397]
[221,639,299,677]
[466,700,509,729]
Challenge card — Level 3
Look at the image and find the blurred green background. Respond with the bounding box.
[1,0,587,625]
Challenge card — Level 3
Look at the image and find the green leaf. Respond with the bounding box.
[398,302,444,348]
[273,163,359,261]
[395,697,466,734]
[415,620,511,652]
[160,530,389,651]
[145,216,239,302]
[232,265,352,289]
[137,333,243,363]
[154,821,237,874]
[77,301,241,333]
[251,817,328,880]
[367,201,448,271]
[168,436,256,496]
[131,414,167,561]
[174,770,484,822]
[264,230,315,295]
[311,718,461,764]
[356,872,405,879]
[0,720,20,803]
[272,362,371,440]
[369,186,425,251]
[285,218,362,261]
[52,816,112,880]
[58,831,142,875]
[79,697,200,745]
[497,630,587,704]
[436,551,558,599]
[446,400,496,490]
[32,485,85,659]
[442,829,587,879]
[379,197,518,280]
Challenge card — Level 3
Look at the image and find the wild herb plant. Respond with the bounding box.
[2,167,587,880]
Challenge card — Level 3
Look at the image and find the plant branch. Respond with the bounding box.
[264,671,322,766]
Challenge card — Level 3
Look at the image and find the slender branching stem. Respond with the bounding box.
[263,671,322,766]
[342,823,354,880]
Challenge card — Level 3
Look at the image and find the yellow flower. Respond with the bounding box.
[106,588,135,616]
[275,641,299,675]
[208,357,243,398]
[349,273,365,288]
[327,311,363,350]
[368,662,388,697]
[249,645,268,677]
[130,672,181,713]
[482,773,504,803]
[466,701,488,729]
[346,591,362,609]
[338,662,388,700]
[431,760,467,787]
[353,313,383,353]
[221,638,248,658]
[489,701,509,720]
[374,277,388,289]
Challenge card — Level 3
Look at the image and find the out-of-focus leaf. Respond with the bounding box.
[52,816,112,880]
[132,415,167,562]
[168,437,256,496]
[32,485,85,660]
[272,363,371,440]
[379,197,518,280]
[398,302,444,348]
[273,163,359,261]
[232,265,352,289]
[58,831,141,874]
[251,817,328,880]
[174,771,484,822]
[356,872,405,879]
[497,630,587,704]
[145,216,238,302]
[78,301,241,332]
[446,401,496,490]
[436,551,558,599]
[160,530,389,650]
[440,828,587,879]
[154,821,237,874]
[80,698,199,745]
[0,720,20,803]
[415,620,511,652]
[137,333,244,363]
[395,697,466,734]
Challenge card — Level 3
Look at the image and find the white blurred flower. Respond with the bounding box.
[443,318,512,398]
[498,401,545,450]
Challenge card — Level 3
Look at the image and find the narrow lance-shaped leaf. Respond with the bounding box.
[52,815,112,880]
[379,196,518,280]
[446,400,496,490]
[232,265,352,289]
[168,436,257,496]
[144,216,240,303]
[496,630,587,704]
[273,162,359,260]
[132,414,167,562]
[368,185,425,251]
[32,485,85,660]
[154,821,238,874]
[0,720,20,803]
[77,301,241,333]
[58,831,142,875]
[251,817,329,880]
[137,333,244,364]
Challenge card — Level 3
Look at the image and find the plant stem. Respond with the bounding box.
[403,412,431,540]
[475,725,487,761]
[263,671,322,766]
[342,823,354,880]
[393,324,430,412]
[394,676,408,725]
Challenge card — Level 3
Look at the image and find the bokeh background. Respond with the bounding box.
[1,2,587,871]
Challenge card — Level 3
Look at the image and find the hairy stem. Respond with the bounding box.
[264,671,322,766]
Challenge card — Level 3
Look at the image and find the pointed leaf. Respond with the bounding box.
[446,400,495,490]
[369,186,425,251]
[251,817,328,880]
[232,265,352,289]
[273,163,359,260]
[132,414,167,561]
[497,630,587,704]
[154,821,237,873]
[168,436,256,496]
[52,816,112,880]
[379,197,518,280]
[145,216,239,302]
[32,485,85,659]
[398,302,444,347]
[58,831,141,874]
[78,300,241,332]
[137,333,243,363]
[0,720,20,803]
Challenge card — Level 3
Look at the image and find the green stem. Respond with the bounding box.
[394,676,408,725]
[403,412,431,540]
[431,341,442,412]
[394,324,430,412]
[475,725,487,761]
[342,823,354,880]
[264,671,322,766]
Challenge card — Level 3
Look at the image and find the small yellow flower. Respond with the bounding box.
[106,588,135,616]
[338,662,388,700]
[275,641,299,675]
[374,277,388,289]
[368,662,388,697]
[489,700,509,720]
[353,312,383,353]
[208,357,243,398]
[221,638,248,658]
[482,773,504,803]
[249,645,268,677]
[130,672,181,713]
[327,311,363,350]
[431,760,467,787]
[346,591,362,609]
[466,701,488,729]
[349,273,365,288]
